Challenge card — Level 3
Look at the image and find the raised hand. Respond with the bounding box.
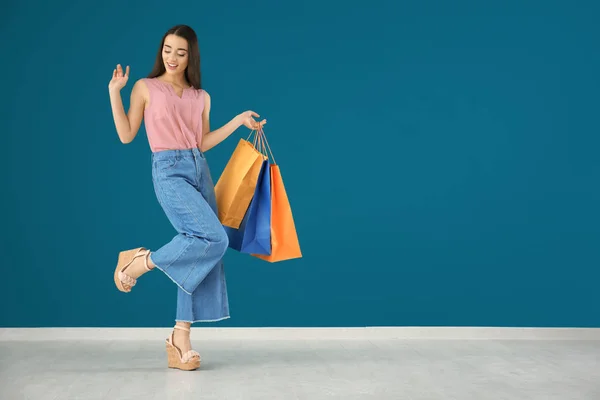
[108,64,130,92]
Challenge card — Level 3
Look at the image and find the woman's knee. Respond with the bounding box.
[184,222,228,256]
[213,227,229,256]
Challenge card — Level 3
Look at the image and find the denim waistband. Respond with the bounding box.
[152,147,204,161]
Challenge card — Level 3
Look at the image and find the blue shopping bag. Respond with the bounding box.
[223,214,246,252]
[240,159,272,255]
[224,159,272,255]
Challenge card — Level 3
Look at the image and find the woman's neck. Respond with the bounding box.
[158,74,189,88]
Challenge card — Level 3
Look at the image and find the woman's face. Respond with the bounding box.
[162,34,189,76]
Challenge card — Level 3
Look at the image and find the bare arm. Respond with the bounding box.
[200,91,241,152]
[199,91,266,152]
[108,66,147,144]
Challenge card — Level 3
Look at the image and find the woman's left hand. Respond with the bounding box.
[237,111,267,130]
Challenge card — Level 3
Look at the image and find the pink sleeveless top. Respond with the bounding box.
[143,77,206,152]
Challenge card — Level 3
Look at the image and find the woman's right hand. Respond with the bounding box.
[108,64,130,93]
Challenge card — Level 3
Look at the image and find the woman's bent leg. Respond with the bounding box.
[150,154,229,296]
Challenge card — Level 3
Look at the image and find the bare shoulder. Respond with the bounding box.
[131,78,150,107]
[132,78,150,95]
[202,89,211,113]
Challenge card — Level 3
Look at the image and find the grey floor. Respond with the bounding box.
[1,339,599,400]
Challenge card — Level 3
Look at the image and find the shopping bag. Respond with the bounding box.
[224,157,272,255]
[215,132,265,229]
[240,158,272,254]
[222,210,247,252]
[252,130,302,262]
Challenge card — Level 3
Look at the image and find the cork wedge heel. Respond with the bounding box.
[114,247,152,292]
[166,325,201,371]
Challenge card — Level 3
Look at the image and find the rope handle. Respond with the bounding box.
[246,126,276,165]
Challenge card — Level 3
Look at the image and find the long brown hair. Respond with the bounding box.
[147,25,202,89]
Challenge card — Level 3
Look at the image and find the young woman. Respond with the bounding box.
[108,24,266,371]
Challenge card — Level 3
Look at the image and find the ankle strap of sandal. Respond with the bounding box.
[143,250,153,272]
[173,325,191,332]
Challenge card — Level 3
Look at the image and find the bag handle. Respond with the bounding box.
[246,128,259,146]
[247,127,276,165]
[258,127,276,165]
[252,130,268,161]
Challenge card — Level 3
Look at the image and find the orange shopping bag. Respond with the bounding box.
[215,131,266,228]
[252,128,302,262]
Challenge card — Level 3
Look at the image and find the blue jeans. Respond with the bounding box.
[148,148,230,323]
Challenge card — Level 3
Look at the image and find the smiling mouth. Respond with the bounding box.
[167,63,178,68]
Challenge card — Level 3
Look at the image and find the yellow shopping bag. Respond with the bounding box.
[215,131,266,229]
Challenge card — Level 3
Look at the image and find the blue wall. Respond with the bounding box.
[2,0,599,328]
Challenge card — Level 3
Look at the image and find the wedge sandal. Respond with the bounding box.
[166,325,201,371]
[114,247,152,292]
